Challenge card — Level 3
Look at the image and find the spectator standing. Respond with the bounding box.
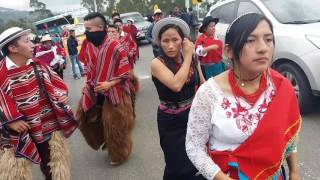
[67,29,85,79]
[146,9,164,57]
[195,16,224,80]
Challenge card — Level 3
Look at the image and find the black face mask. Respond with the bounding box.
[85,30,107,47]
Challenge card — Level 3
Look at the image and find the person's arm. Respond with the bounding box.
[94,79,121,93]
[186,83,233,180]
[151,38,193,92]
[0,89,29,133]
[197,60,206,84]
[35,49,53,57]
[146,24,153,43]
[287,152,300,180]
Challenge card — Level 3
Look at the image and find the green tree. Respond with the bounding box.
[81,0,108,13]
[115,0,149,16]
[29,0,53,21]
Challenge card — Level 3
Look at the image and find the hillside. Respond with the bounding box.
[0,7,30,22]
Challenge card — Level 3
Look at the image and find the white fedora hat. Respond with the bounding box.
[152,17,190,45]
[41,34,52,42]
[0,27,31,50]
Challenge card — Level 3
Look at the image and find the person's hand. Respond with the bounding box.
[214,171,235,180]
[59,63,64,69]
[289,171,301,180]
[58,95,69,104]
[7,120,30,133]
[81,85,87,94]
[182,38,194,59]
[94,81,113,93]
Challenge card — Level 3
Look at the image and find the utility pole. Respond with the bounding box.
[93,0,98,12]
[185,0,190,9]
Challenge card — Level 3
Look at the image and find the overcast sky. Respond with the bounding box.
[0,0,83,12]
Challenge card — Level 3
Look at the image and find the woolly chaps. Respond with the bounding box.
[0,131,70,180]
[77,92,134,164]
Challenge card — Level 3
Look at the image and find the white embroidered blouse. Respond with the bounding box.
[186,76,296,180]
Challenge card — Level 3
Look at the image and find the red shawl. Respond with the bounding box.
[208,70,301,179]
[0,59,77,163]
[81,36,130,111]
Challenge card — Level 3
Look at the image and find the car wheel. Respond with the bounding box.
[277,63,315,114]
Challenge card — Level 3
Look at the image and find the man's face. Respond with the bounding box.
[9,35,34,59]
[84,18,104,32]
[153,14,163,22]
[42,40,52,49]
[107,27,120,40]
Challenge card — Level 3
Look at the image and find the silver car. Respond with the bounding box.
[207,0,320,114]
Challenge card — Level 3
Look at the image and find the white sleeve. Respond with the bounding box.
[195,45,208,57]
[186,82,221,180]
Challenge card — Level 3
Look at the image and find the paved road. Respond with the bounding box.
[33,43,320,180]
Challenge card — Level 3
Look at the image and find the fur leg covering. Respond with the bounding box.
[0,148,32,180]
[48,132,70,180]
[76,100,105,150]
[102,92,134,164]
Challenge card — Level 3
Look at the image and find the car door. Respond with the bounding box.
[237,0,263,17]
[210,1,237,41]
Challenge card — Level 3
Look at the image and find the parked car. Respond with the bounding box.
[206,0,320,114]
[120,12,152,42]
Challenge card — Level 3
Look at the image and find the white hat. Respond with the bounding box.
[41,34,52,42]
[152,17,190,45]
[154,9,163,15]
[0,27,31,49]
[127,18,134,23]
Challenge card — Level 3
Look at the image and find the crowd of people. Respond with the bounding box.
[0,5,302,180]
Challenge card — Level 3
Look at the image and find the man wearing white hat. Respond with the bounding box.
[35,34,66,79]
[146,9,163,57]
[0,27,77,180]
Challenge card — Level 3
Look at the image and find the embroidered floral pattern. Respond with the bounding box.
[223,89,275,135]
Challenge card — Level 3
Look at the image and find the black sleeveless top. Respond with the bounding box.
[152,55,200,109]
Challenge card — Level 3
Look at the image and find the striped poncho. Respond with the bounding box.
[0,59,77,163]
[81,36,130,112]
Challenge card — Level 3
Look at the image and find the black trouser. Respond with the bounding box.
[52,66,63,79]
[36,141,52,180]
[157,108,206,180]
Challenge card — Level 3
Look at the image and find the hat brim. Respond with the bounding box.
[0,29,31,49]
[152,17,190,45]
[199,18,219,33]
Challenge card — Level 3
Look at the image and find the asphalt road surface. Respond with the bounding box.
[33,43,320,180]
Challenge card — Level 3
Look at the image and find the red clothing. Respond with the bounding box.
[127,24,138,42]
[0,59,77,163]
[123,25,131,34]
[78,39,88,65]
[208,70,301,179]
[119,32,138,69]
[195,34,223,64]
[81,36,130,111]
[35,45,65,66]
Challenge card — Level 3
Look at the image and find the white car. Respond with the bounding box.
[207,0,320,114]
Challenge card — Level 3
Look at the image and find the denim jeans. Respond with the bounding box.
[70,54,84,77]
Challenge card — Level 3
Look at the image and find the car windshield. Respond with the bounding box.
[262,0,320,24]
[121,14,145,23]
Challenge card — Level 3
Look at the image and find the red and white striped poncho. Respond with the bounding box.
[0,59,77,163]
[81,36,130,112]
[119,32,138,69]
